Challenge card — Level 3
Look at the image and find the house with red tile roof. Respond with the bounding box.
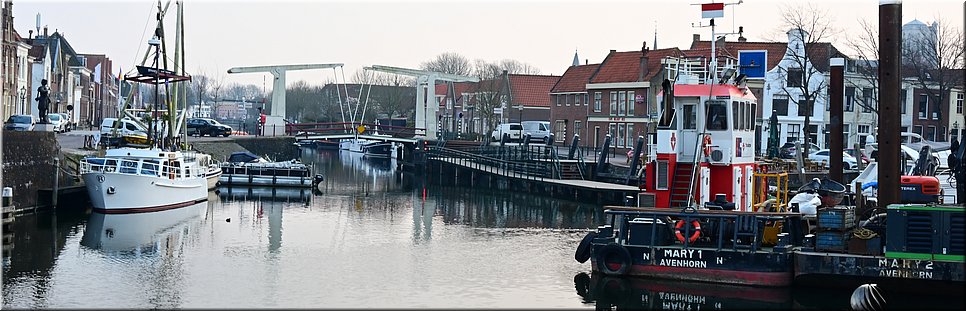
[550,63,599,145]
[581,46,685,152]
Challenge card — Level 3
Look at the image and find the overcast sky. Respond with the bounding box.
[12,0,963,88]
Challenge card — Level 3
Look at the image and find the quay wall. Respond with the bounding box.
[234,136,298,161]
[1,132,67,209]
[191,136,298,162]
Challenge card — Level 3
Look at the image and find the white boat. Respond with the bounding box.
[197,153,222,190]
[340,138,369,153]
[218,152,322,187]
[79,147,209,213]
[361,141,397,159]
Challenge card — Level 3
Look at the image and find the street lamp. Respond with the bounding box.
[18,86,26,115]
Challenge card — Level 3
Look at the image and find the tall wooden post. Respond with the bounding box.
[829,58,845,183]
[878,0,902,207]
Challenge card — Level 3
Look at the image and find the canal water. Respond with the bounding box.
[2,148,962,309]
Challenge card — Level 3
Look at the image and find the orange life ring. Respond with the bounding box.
[674,219,702,243]
[702,135,713,157]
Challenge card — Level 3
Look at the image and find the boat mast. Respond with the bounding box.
[169,0,183,149]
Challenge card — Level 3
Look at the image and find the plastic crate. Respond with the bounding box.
[816,231,850,252]
[817,207,855,231]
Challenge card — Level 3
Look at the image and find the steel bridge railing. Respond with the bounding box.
[426,145,558,182]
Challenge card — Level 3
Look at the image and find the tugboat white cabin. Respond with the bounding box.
[646,59,757,211]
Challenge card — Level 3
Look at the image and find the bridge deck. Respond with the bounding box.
[433,157,638,191]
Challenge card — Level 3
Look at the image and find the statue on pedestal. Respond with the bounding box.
[36,79,50,123]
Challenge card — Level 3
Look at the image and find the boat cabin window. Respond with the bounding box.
[682,104,696,130]
[747,102,755,131]
[733,101,740,130]
[141,160,159,176]
[706,101,728,131]
[119,160,139,174]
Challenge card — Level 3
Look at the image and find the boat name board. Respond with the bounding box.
[877,258,934,279]
[640,249,725,269]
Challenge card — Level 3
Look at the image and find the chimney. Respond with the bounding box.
[715,36,726,53]
[738,36,747,42]
[609,49,616,54]
[693,34,700,43]
[639,41,650,82]
[585,59,588,65]
[28,30,33,39]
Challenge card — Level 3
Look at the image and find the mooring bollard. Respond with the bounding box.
[53,157,60,209]
[2,187,12,207]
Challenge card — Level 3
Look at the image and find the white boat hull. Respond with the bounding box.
[82,172,208,213]
[206,169,222,190]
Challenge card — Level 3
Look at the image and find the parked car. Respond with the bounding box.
[4,114,36,131]
[187,118,232,137]
[490,123,523,142]
[57,113,73,132]
[808,149,858,170]
[779,142,820,159]
[46,113,65,133]
[521,121,552,143]
[100,117,148,137]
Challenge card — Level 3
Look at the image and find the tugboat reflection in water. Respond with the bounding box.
[574,272,792,310]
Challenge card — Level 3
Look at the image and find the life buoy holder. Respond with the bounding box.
[703,135,713,157]
[674,219,702,243]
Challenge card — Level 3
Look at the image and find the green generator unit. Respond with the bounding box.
[886,204,965,261]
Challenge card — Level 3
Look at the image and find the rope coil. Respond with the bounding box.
[853,228,878,240]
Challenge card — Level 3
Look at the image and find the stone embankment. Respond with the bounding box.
[191,136,299,162]
[1,131,70,209]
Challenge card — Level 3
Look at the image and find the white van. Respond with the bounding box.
[521,121,552,143]
[490,123,523,142]
[100,118,148,137]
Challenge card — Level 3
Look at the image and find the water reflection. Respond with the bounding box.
[217,186,312,204]
[431,184,605,229]
[80,202,206,256]
[307,149,411,195]
[574,272,792,310]
[5,148,601,308]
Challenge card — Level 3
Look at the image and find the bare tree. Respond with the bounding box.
[775,3,838,149]
[420,52,472,76]
[190,70,210,107]
[498,59,542,75]
[902,16,964,125]
[846,19,881,114]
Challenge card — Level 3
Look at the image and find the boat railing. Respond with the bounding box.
[220,162,311,178]
[602,207,803,253]
[80,157,205,179]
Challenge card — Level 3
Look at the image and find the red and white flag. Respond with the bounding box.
[701,2,724,19]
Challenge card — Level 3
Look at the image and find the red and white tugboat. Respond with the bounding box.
[575,2,803,287]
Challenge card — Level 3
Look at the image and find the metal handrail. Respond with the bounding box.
[80,157,204,179]
[602,208,796,253]
[426,146,554,181]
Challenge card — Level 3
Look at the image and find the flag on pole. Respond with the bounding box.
[701,2,724,19]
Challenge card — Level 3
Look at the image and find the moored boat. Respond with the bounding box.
[79,147,209,213]
[218,152,322,187]
[361,141,396,158]
[197,152,221,190]
[576,206,804,287]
